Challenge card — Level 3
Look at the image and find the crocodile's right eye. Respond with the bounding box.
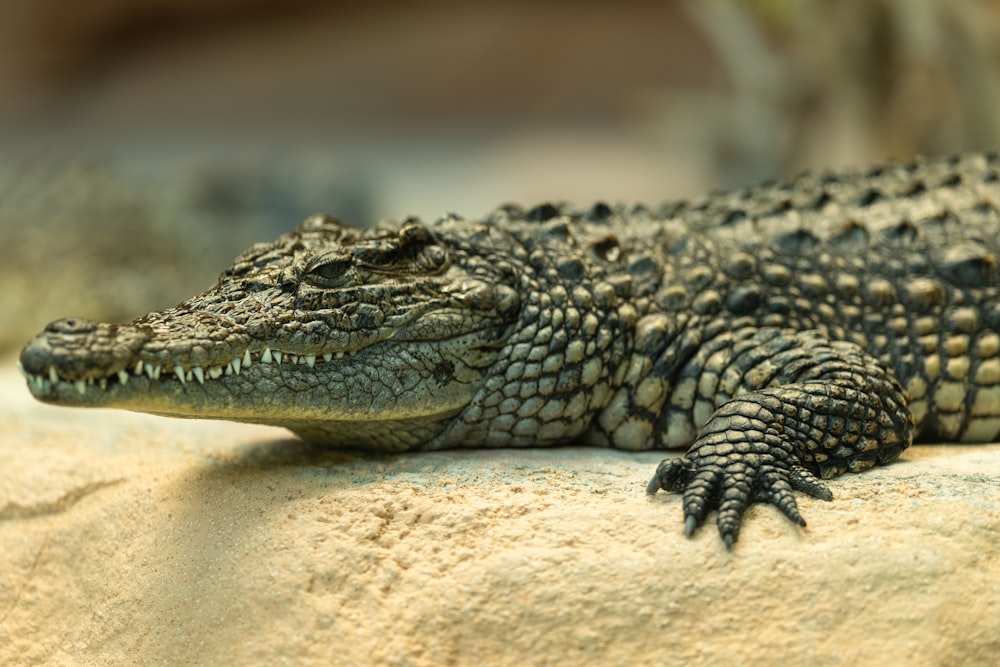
[303,257,354,288]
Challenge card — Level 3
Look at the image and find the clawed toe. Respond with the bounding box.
[646,456,694,495]
[649,455,824,547]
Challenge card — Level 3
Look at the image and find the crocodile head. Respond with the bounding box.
[19,214,522,450]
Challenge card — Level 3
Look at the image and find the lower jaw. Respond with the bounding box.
[29,373,460,451]
[281,414,458,451]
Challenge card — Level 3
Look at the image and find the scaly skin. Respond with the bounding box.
[19,152,1000,547]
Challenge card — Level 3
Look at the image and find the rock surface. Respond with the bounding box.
[1,360,998,666]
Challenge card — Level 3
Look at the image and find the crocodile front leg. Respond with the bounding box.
[645,328,914,548]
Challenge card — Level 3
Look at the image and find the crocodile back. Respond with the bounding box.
[651,152,1000,442]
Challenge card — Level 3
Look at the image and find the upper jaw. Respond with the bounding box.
[19,314,242,403]
[17,309,378,404]
[18,336,364,405]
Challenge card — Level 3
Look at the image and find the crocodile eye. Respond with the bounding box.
[304,257,354,288]
[421,245,449,271]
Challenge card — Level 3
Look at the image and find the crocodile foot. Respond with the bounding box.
[645,405,837,549]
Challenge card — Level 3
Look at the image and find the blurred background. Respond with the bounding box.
[3,0,1000,351]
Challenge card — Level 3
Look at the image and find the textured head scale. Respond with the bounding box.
[20,214,522,450]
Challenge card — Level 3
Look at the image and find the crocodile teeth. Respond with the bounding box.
[41,349,338,393]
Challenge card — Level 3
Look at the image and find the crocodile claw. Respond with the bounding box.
[647,454,833,549]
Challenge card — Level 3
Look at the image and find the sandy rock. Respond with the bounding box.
[1,361,998,666]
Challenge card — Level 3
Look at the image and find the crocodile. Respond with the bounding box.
[18,152,1000,547]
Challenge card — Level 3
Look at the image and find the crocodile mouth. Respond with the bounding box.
[19,319,511,413]
[19,344,356,398]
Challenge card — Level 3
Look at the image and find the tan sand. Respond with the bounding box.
[1,359,998,666]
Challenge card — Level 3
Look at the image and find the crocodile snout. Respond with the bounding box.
[44,317,100,335]
[20,318,150,380]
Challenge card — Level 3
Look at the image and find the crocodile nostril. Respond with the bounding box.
[45,318,99,335]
